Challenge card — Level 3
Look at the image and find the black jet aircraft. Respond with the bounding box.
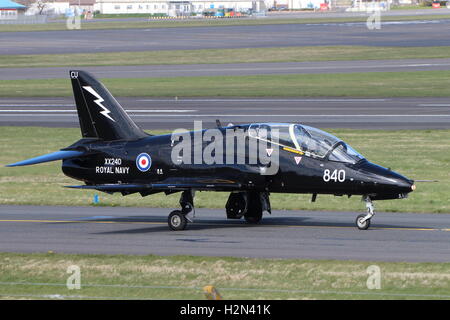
[7,70,416,231]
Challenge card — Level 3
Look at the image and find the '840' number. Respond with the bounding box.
[323,169,346,182]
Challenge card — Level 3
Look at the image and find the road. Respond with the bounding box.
[266,8,450,19]
[1,97,449,130]
[0,205,449,262]
[3,59,450,80]
[2,19,450,55]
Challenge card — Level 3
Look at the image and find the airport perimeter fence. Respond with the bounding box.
[0,15,48,24]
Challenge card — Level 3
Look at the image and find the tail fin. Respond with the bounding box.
[70,70,148,141]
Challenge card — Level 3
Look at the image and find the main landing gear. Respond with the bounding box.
[244,192,267,224]
[168,190,195,231]
[167,190,271,231]
[225,191,270,224]
[356,196,375,230]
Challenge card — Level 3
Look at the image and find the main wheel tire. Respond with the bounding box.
[168,210,187,231]
[226,208,244,219]
[356,214,371,230]
[225,192,246,219]
[244,191,263,224]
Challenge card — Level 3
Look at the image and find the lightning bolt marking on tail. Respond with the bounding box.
[82,86,116,122]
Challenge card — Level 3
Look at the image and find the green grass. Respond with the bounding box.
[0,252,449,299]
[0,127,449,213]
[1,71,450,97]
[2,46,450,68]
[0,14,449,32]
[390,4,432,9]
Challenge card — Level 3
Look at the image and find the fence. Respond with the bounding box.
[0,14,48,25]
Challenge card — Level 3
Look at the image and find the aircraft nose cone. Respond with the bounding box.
[386,173,414,193]
[357,161,414,194]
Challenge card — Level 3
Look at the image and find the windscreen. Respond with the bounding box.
[249,123,365,163]
[329,142,365,163]
[292,125,340,158]
[293,125,365,163]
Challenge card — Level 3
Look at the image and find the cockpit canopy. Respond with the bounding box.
[248,123,365,164]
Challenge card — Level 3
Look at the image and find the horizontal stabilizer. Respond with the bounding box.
[6,150,85,167]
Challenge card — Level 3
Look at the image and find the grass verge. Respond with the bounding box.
[0,127,449,213]
[0,252,449,299]
[390,5,432,9]
[0,14,449,32]
[1,71,450,97]
[2,46,450,68]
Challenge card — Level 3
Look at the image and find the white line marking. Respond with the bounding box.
[91,63,450,75]
[0,109,197,113]
[127,109,197,113]
[1,114,449,118]
[418,104,450,107]
[137,98,387,102]
[0,100,69,103]
[131,114,450,118]
[0,104,75,107]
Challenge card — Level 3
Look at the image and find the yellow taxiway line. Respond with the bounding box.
[0,219,448,232]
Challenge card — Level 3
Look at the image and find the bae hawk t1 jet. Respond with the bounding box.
[7,71,416,231]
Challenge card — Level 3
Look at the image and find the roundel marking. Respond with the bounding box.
[136,153,152,172]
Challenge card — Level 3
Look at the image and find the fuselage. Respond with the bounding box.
[62,123,414,200]
[8,70,414,231]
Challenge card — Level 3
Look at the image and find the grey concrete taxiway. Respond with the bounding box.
[3,59,450,80]
[2,19,450,55]
[1,97,449,130]
[0,205,449,262]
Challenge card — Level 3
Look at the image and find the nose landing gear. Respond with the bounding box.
[168,210,187,231]
[356,196,374,230]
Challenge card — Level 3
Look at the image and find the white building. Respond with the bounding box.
[94,0,257,14]
[26,0,94,15]
[0,0,26,19]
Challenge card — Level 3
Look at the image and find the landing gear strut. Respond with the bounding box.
[356,196,374,230]
[225,191,271,224]
[168,190,195,231]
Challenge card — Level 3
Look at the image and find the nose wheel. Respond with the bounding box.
[168,210,187,231]
[356,196,374,230]
[356,214,371,230]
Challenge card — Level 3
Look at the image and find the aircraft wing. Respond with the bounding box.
[66,179,242,194]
